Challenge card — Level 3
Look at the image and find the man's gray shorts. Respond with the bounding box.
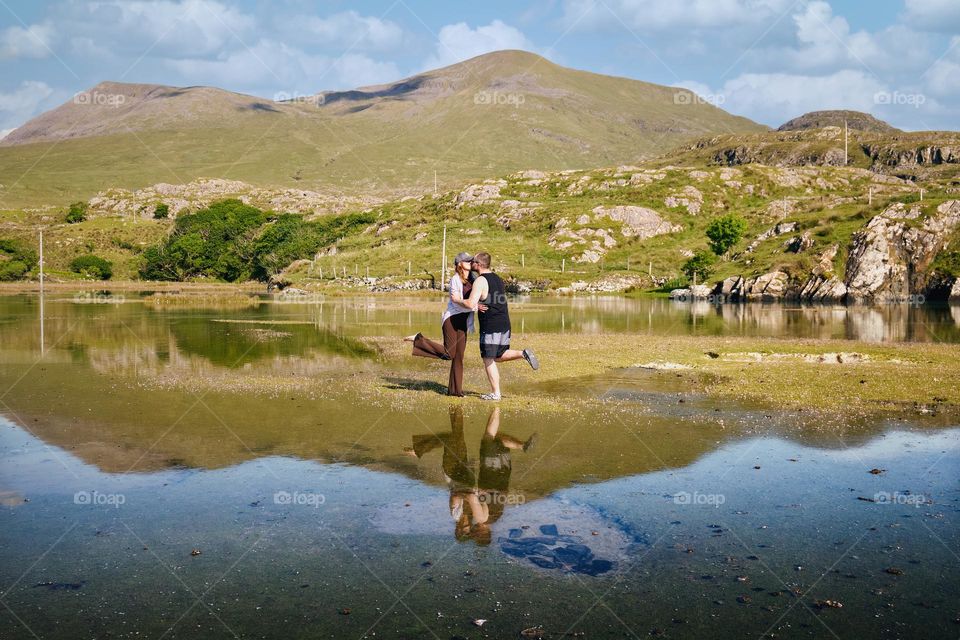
[479,330,510,359]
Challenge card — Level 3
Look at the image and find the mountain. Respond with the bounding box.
[0,50,764,207]
[777,110,900,134]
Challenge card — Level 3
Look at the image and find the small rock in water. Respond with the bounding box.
[472,619,487,627]
[190,549,201,556]
[885,567,904,576]
[869,468,885,474]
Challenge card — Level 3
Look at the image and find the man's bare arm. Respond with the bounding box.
[463,276,486,310]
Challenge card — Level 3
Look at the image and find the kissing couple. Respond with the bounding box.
[404,251,538,400]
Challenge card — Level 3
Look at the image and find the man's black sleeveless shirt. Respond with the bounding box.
[478,273,510,333]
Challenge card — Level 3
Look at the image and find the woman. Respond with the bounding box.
[404,251,477,396]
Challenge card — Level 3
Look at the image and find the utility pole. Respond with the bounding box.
[38,229,44,292]
[844,120,848,166]
[868,187,873,206]
[440,224,447,287]
[434,171,438,196]
[39,228,44,355]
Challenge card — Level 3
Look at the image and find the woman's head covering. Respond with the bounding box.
[453,251,474,266]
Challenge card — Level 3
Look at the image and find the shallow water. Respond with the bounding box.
[1,293,958,639]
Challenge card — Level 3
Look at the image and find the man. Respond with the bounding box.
[464,252,538,400]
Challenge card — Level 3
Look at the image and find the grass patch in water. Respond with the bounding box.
[143,292,261,309]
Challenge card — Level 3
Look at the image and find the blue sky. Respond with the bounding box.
[2,0,959,136]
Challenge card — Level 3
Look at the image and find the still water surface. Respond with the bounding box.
[0,293,957,639]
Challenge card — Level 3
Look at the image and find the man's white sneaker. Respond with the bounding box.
[481,393,502,401]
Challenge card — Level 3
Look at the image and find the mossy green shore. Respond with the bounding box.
[127,325,960,421]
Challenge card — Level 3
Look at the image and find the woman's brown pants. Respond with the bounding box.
[412,313,469,396]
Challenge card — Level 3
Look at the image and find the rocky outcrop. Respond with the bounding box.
[863,144,960,168]
[793,245,846,302]
[549,205,680,264]
[454,180,505,207]
[664,186,703,215]
[669,284,712,300]
[745,221,797,253]
[845,201,960,303]
[86,178,370,218]
[742,271,789,301]
[592,205,682,239]
[714,271,789,302]
[785,231,813,253]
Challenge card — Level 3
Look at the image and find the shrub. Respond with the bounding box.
[140,199,267,281]
[682,250,716,282]
[705,213,747,256]
[0,239,38,281]
[70,254,113,280]
[139,199,374,282]
[153,203,170,219]
[65,201,88,224]
[932,250,960,278]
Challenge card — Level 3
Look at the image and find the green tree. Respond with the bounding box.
[140,199,266,281]
[139,200,374,283]
[70,254,113,279]
[153,203,170,219]
[65,202,88,224]
[0,239,38,281]
[682,250,715,282]
[705,214,747,256]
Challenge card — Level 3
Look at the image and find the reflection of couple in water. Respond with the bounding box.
[408,406,537,544]
[404,251,539,400]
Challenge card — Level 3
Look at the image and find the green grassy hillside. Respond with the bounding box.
[0,50,764,209]
[9,159,952,291]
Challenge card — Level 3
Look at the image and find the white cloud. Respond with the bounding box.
[0,81,56,131]
[0,22,54,59]
[925,45,960,98]
[285,11,405,52]
[62,0,256,59]
[903,0,960,33]
[0,128,14,139]
[713,70,887,126]
[425,20,535,69]
[166,41,399,94]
